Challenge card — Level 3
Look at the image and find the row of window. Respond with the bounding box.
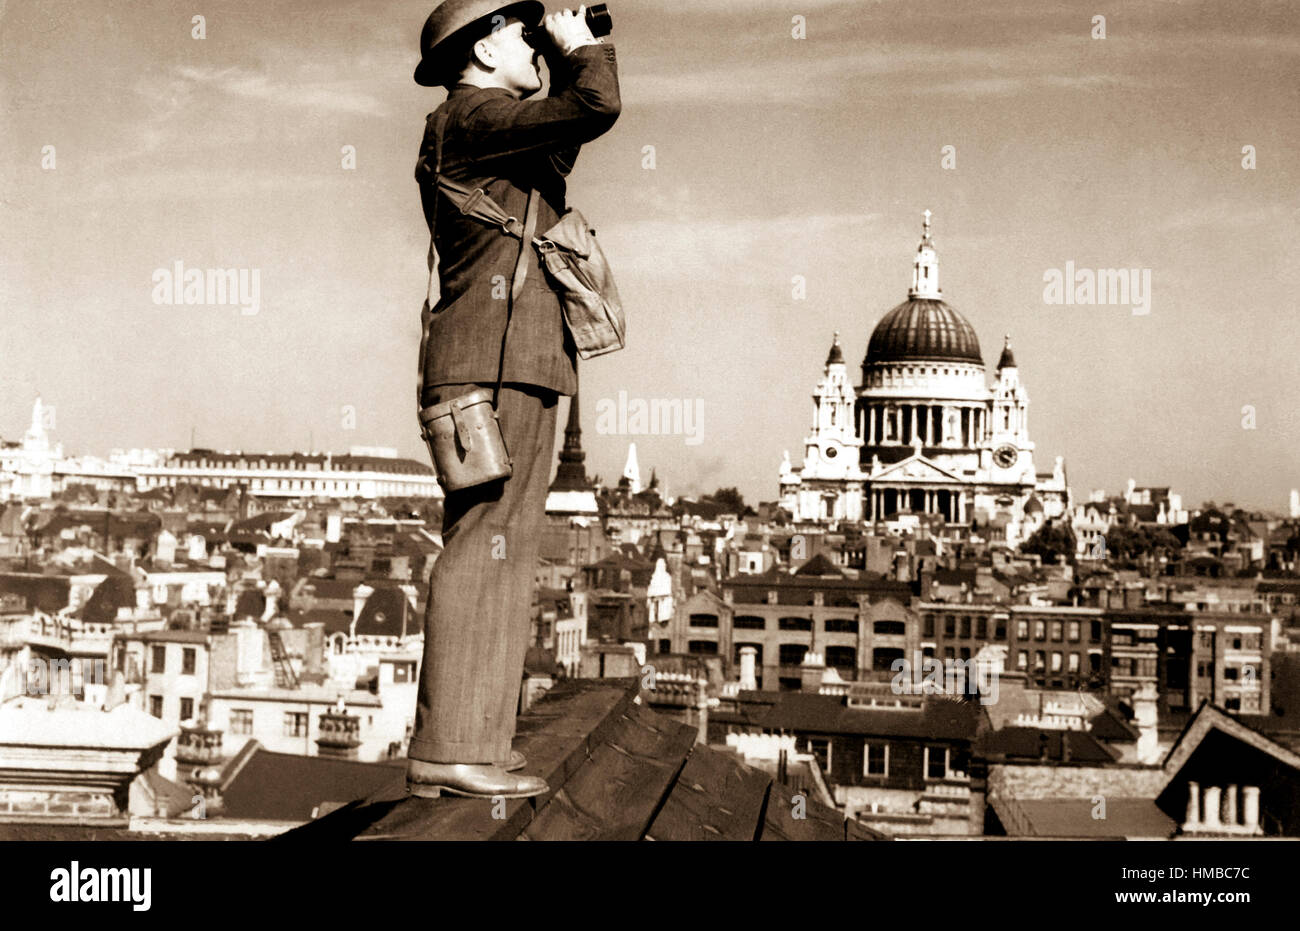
[148,695,195,720]
[225,709,308,737]
[150,645,197,675]
[1015,650,1102,675]
[924,615,1107,644]
[686,641,861,669]
[805,738,964,781]
[1110,656,1158,678]
[724,616,896,635]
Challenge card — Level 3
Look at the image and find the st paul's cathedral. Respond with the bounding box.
[779,212,1070,544]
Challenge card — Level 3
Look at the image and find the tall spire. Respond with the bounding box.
[28,396,44,437]
[622,442,642,495]
[550,391,592,492]
[909,209,941,300]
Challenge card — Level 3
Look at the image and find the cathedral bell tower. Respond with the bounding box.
[779,333,867,522]
[809,332,861,462]
[989,335,1032,472]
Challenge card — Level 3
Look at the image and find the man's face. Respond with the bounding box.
[481,19,542,97]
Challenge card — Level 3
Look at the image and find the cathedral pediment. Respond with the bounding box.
[870,454,964,484]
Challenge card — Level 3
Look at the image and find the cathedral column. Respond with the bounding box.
[866,405,874,445]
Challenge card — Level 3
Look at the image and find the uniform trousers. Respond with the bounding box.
[408,381,559,763]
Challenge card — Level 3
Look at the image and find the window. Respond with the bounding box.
[1034,651,1046,672]
[826,646,856,669]
[149,695,163,718]
[826,618,859,634]
[284,712,308,737]
[151,645,166,673]
[995,617,1007,639]
[959,616,971,638]
[945,616,955,636]
[1050,621,1063,642]
[1051,651,1062,672]
[230,709,253,735]
[779,644,808,666]
[943,647,955,660]
[1016,620,1029,640]
[779,617,812,632]
[872,620,904,636]
[1068,621,1080,642]
[182,648,196,675]
[925,746,949,780]
[687,640,719,655]
[659,639,671,653]
[1068,652,1080,674]
[689,613,718,628]
[1017,651,1028,670]
[864,743,889,777]
[1033,620,1046,641]
[1091,621,1103,642]
[180,697,194,721]
[805,738,832,772]
[1224,666,1239,681]
[734,616,766,630]
[923,614,935,637]
[976,617,987,639]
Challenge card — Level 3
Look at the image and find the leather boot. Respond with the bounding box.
[503,749,526,772]
[407,759,548,799]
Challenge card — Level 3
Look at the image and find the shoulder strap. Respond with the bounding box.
[493,188,540,411]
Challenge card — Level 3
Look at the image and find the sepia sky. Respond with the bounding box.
[1,0,1297,510]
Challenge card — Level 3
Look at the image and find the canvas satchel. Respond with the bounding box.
[534,208,626,359]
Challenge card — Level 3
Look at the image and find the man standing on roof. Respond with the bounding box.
[407,0,620,798]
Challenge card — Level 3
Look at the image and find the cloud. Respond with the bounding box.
[1154,200,1300,233]
[600,211,882,281]
[174,65,385,116]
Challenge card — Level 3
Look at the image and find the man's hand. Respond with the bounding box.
[543,5,600,56]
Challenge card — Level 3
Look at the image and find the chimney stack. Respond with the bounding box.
[694,677,709,745]
[1132,682,1160,764]
[800,651,826,693]
[738,645,757,691]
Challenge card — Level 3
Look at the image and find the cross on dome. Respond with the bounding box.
[910,210,941,299]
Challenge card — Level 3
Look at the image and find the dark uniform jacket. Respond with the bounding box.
[417,41,621,398]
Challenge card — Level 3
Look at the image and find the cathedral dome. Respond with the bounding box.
[865,298,984,366]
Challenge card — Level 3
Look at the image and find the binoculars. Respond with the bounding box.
[526,4,612,42]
